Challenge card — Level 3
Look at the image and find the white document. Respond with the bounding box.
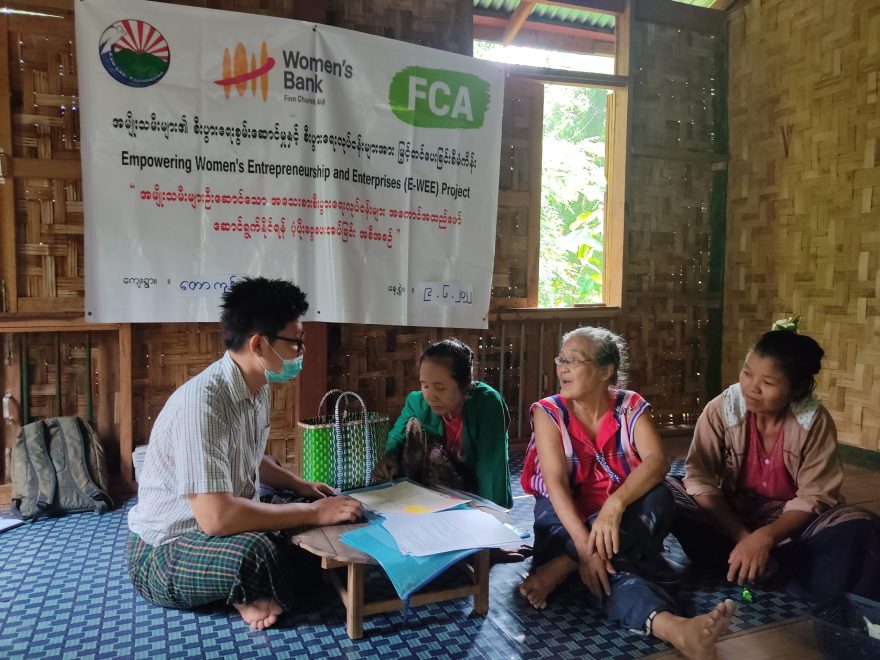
[347,480,469,515]
[382,509,524,556]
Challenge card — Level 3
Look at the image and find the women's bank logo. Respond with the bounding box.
[99,20,169,88]
[214,42,275,102]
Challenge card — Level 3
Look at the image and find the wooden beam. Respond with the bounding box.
[0,318,119,333]
[614,0,630,76]
[118,323,135,493]
[605,88,626,308]
[0,14,16,312]
[541,0,626,16]
[504,63,628,88]
[12,158,82,180]
[631,145,728,164]
[459,0,474,56]
[489,306,623,322]
[525,81,543,307]
[5,0,73,13]
[299,321,328,419]
[16,298,84,314]
[605,0,631,309]
[502,0,537,46]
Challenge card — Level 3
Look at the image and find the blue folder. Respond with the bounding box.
[340,518,477,600]
[339,480,478,599]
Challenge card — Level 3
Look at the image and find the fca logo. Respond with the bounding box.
[214,41,275,101]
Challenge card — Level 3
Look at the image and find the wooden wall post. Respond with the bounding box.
[118,324,134,492]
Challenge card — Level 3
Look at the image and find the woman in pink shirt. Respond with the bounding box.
[520,327,736,659]
[668,320,880,600]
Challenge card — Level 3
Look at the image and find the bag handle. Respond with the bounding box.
[332,391,373,490]
[317,389,344,417]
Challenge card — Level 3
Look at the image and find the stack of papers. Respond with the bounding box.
[339,479,528,600]
[346,480,468,515]
[382,508,524,556]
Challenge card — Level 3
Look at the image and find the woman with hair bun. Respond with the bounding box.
[372,337,513,510]
[668,317,880,600]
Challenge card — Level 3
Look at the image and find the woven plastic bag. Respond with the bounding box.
[297,390,388,490]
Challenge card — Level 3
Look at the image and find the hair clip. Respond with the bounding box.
[770,315,800,333]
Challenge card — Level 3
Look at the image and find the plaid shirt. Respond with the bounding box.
[128,352,270,546]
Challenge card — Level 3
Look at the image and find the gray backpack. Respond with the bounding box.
[10,416,113,521]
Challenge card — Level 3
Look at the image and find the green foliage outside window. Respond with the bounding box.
[471,39,611,307]
[539,85,607,307]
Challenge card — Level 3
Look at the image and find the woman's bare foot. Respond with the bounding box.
[518,554,578,609]
[233,598,283,630]
[652,599,736,659]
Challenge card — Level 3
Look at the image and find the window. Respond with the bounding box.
[539,82,609,306]
[474,39,627,309]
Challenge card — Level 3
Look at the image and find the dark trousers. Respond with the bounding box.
[666,475,880,601]
[531,483,677,632]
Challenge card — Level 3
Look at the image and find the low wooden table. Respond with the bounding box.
[290,509,499,639]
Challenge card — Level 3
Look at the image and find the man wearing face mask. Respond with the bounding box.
[127,277,363,631]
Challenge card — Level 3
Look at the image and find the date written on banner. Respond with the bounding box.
[418,282,473,306]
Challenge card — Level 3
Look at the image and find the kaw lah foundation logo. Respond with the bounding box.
[99,19,169,88]
[214,42,276,101]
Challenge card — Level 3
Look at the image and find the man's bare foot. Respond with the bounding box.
[233,598,284,630]
[518,554,578,609]
[653,599,736,659]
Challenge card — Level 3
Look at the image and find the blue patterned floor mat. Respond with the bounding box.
[0,456,813,659]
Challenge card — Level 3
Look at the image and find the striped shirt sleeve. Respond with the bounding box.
[172,386,234,496]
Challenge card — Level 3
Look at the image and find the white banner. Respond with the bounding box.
[76,0,503,327]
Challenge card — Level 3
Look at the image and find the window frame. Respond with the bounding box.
[476,7,630,317]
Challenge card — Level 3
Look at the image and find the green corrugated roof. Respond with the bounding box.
[531,4,615,30]
[473,0,718,34]
[474,0,614,32]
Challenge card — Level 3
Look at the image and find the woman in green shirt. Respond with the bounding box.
[372,338,513,510]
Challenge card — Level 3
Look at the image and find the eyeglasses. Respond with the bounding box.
[268,334,305,354]
[554,356,594,368]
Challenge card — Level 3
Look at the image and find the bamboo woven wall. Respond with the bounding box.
[621,11,727,426]
[0,0,735,491]
[725,0,880,449]
[324,0,472,55]
[0,331,120,481]
[0,0,471,486]
[327,5,728,442]
[0,1,319,488]
[131,323,300,464]
[10,7,82,313]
